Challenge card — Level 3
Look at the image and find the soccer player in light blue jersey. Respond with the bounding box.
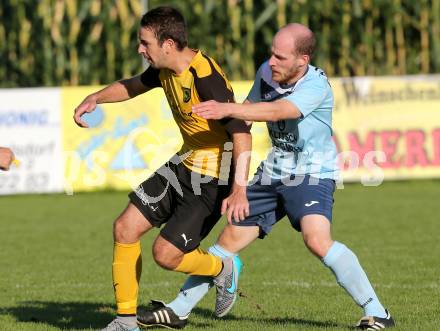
[137,23,394,330]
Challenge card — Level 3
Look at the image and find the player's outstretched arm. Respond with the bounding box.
[73,75,150,128]
[0,147,15,171]
[193,99,302,122]
[222,119,252,224]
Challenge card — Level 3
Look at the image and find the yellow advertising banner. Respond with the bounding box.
[62,83,270,193]
[62,75,440,193]
[331,75,440,184]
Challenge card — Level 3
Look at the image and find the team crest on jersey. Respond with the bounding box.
[182,87,191,103]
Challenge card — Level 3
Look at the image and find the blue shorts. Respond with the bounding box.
[234,172,335,238]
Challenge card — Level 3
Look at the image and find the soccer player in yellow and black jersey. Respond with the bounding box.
[73,6,251,331]
[140,48,237,179]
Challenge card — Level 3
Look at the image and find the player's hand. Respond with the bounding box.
[0,147,15,171]
[73,95,97,128]
[192,100,231,120]
[221,187,249,224]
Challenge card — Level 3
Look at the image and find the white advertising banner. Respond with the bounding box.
[0,88,64,194]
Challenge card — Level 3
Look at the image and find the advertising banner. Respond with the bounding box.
[61,74,440,193]
[332,75,440,184]
[0,88,64,194]
[2,74,439,195]
[61,84,270,193]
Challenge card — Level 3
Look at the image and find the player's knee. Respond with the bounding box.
[113,217,126,242]
[217,224,259,253]
[303,234,331,258]
[113,204,152,243]
[222,225,239,241]
[113,217,137,243]
[219,224,243,244]
[152,241,182,270]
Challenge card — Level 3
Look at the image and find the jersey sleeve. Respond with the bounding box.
[140,66,161,89]
[283,78,329,118]
[246,63,264,103]
[190,57,235,103]
[191,55,235,125]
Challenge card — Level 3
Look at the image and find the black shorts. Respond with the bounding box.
[128,156,231,252]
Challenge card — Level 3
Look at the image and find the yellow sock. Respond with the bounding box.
[173,248,222,276]
[112,241,142,315]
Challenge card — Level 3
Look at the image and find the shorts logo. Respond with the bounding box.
[181,233,192,247]
[134,185,159,211]
[304,200,319,207]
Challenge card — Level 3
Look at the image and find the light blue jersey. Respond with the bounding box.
[247,62,339,180]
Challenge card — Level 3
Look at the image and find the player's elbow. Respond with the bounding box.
[121,77,148,99]
[226,119,251,135]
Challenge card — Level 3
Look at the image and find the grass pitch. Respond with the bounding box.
[0,180,439,330]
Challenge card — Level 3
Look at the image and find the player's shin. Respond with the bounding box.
[322,241,387,318]
[112,241,142,315]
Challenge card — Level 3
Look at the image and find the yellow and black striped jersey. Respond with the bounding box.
[140,50,234,178]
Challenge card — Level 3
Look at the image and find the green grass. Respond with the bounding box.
[0,181,439,330]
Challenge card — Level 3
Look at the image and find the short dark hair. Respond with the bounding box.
[140,6,188,51]
[295,32,316,57]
